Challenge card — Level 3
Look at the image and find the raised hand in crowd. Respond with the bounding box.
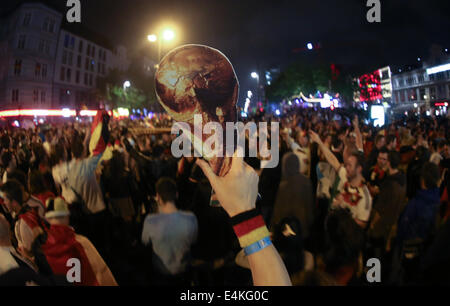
[196,152,292,286]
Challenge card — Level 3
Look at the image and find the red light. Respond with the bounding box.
[0,109,100,118]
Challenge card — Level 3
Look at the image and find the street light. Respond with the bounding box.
[251,72,260,105]
[148,28,176,63]
[147,34,157,42]
[307,43,313,50]
[162,29,175,41]
[123,80,131,90]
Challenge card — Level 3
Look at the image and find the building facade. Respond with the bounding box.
[0,2,129,110]
[391,47,450,111]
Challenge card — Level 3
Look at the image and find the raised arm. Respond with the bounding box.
[353,115,364,152]
[309,130,341,172]
[196,153,291,286]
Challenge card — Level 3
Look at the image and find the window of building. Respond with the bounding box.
[62,51,67,64]
[23,13,31,26]
[430,87,436,100]
[103,52,106,61]
[85,58,89,70]
[87,44,91,55]
[418,74,425,83]
[430,74,435,81]
[91,60,95,72]
[33,89,38,102]
[79,40,83,53]
[14,59,22,75]
[98,63,101,74]
[45,41,50,54]
[70,37,75,50]
[48,19,55,33]
[59,89,68,105]
[12,89,19,102]
[37,39,44,53]
[64,34,69,48]
[67,68,72,82]
[43,17,49,31]
[84,72,88,85]
[91,46,95,57]
[101,63,105,75]
[68,52,73,66]
[60,67,65,81]
[409,89,417,101]
[401,90,406,102]
[438,85,445,98]
[41,91,46,103]
[18,35,26,49]
[42,64,47,78]
[77,55,81,68]
[89,74,93,86]
[98,49,102,60]
[419,88,426,100]
[76,70,80,84]
[35,63,41,77]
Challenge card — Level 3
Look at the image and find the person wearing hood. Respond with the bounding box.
[43,197,118,286]
[367,151,407,258]
[271,152,314,240]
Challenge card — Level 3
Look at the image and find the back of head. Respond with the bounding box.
[282,152,300,177]
[420,162,440,190]
[323,208,365,273]
[0,179,24,206]
[415,146,430,163]
[388,151,401,170]
[386,134,396,146]
[70,136,84,159]
[155,177,177,204]
[28,170,46,195]
[7,170,28,192]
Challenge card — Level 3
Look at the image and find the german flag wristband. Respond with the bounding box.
[231,209,270,248]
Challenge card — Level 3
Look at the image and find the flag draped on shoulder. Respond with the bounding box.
[89,110,110,156]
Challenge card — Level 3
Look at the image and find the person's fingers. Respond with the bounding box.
[196,158,219,188]
[230,148,244,174]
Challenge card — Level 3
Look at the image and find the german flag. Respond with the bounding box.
[89,110,110,156]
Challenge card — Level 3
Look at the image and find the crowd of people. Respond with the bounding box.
[0,106,449,286]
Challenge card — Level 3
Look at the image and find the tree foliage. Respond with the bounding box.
[96,60,158,110]
[266,60,356,103]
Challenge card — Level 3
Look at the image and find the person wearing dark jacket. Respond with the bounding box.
[271,152,314,240]
[367,151,407,258]
[397,162,441,246]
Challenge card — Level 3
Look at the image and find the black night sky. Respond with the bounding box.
[2,0,450,104]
